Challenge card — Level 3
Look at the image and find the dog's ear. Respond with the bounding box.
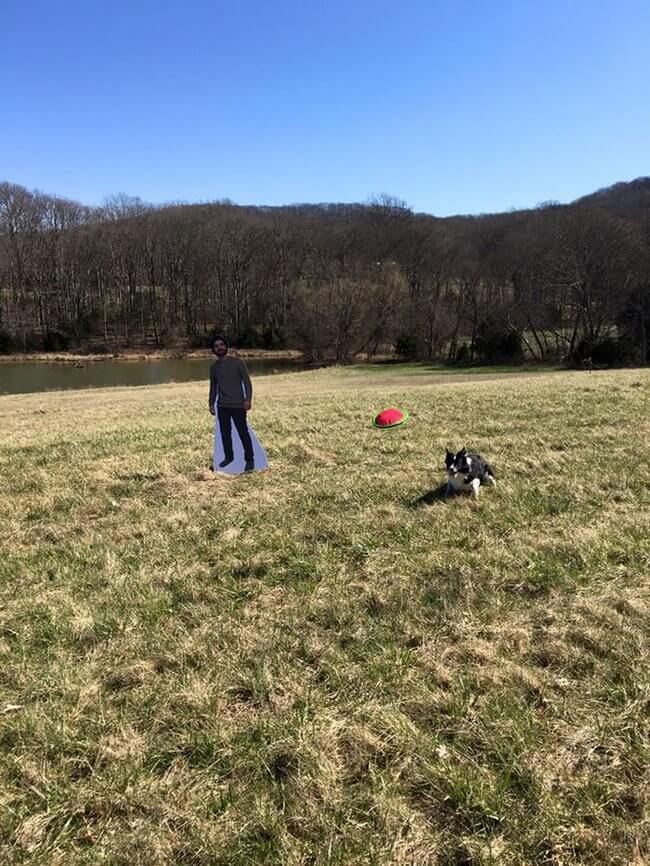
[445,448,453,457]
[459,447,466,455]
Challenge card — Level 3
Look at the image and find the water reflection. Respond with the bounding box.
[0,356,299,396]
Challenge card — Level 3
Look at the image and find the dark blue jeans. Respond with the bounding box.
[218,406,253,461]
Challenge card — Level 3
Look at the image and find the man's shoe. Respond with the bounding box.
[244,460,255,473]
[219,457,234,468]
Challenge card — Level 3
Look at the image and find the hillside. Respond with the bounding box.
[1,178,648,364]
[573,176,650,222]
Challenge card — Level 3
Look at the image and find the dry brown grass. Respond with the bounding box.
[0,366,649,865]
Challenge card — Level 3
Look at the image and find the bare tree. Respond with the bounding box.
[0,178,646,364]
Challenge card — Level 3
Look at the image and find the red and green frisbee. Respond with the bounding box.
[372,407,409,429]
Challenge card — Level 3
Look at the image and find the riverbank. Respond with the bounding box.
[0,348,304,364]
[0,352,572,397]
[0,353,303,396]
[0,349,565,374]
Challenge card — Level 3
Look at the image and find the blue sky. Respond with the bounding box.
[1,0,648,215]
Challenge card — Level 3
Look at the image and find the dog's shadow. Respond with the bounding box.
[407,483,450,508]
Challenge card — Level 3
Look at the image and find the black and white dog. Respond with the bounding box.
[445,448,496,499]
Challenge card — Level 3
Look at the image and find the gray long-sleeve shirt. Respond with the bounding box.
[208,356,253,409]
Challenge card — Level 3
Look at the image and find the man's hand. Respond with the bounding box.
[209,406,215,416]
[243,400,251,412]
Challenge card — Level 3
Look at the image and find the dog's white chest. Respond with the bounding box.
[447,474,470,492]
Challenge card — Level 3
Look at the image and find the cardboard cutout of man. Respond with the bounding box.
[209,335,268,475]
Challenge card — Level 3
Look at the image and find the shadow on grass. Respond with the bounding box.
[407,483,450,508]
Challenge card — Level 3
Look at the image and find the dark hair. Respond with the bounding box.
[211,333,229,349]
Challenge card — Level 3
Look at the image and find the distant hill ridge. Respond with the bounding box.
[572,176,650,221]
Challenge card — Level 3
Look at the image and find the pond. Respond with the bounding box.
[0,356,300,396]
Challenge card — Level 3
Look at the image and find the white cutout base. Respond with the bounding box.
[212,411,269,475]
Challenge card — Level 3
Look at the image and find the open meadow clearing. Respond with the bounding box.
[1,366,649,865]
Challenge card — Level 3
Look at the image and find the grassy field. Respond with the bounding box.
[1,366,649,866]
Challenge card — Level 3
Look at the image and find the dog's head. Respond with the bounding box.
[445,447,469,476]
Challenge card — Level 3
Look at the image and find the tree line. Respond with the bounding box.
[0,180,648,365]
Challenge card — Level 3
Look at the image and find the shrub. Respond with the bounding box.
[474,321,524,365]
[0,330,16,354]
[188,333,212,350]
[617,297,650,365]
[572,338,628,367]
[262,326,286,350]
[42,330,71,352]
[233,326,262,349]
[591,338,627,366]
[395,334,422,359]
[90,342,113,355]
